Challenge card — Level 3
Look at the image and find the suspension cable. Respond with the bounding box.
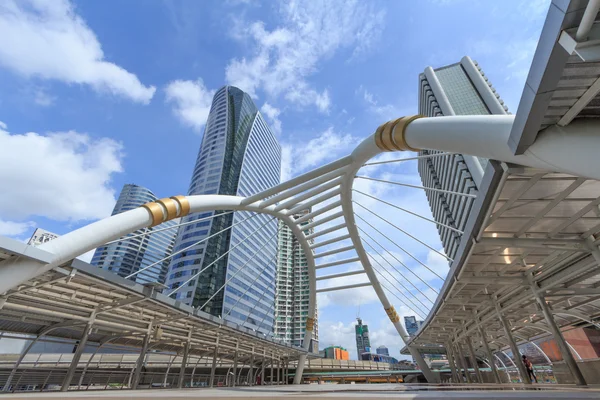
[125,212,260,279]
[354,201,452,262]
[105,211,234,245]
[362,152,455,166]
[198,224,281,310]
[374,270,428,321]
[365,251,430,319]
[355,176,477,199]
[353,189,463,235]
[168,214,276,296]
[361,237,434,310]
[359,227,439,296]
[355,214,445,281]
[225,240,294,319]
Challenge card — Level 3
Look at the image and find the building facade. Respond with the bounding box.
[376,345,390,357]
[323,346,350,360]
[404,316,423,336]
[165,86,281,335]
[274,209,319,351]
[355,318,371,359]
[418,56,508,260]
[91,184,178,285]
[28,228,58,246]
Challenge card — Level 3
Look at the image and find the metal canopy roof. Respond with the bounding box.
[0,236,305,363]
[405,166,600,355]
[404,0,600,359]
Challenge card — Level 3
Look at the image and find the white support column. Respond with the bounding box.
[261,350,266,385]
[209,337,219,388]
[61,319,94,392]
[132,322,152,390]
[232,340,239,387]
[178,332,191,389]
[530,282,586,386]
[466,338,483,383]
[478,325,501,384]
[493,300,531,384]
[248,346,255,386]
[276,358,280,385]
[456,342,471,383]
[445,342,460,383]
[270,352,274,385]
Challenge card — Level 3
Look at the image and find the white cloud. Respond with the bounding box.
[358,86,413,122]
[33,88,56,107]
[0,121,123,222]
[0,219,35,237]
[226,0,385,112]
[165,79,215,132]
[317,266,378,309]
[0,0,155,104]
[281,127,359,181]
[261,102,282,135]
[318,319,358,354]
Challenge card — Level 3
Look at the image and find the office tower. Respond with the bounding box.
[274,209,319,351]
[323,346,350,360]
[28,228,58,246]
[166,86,281,335]
[376,345,390,357]
[355,318,371,358]
[91,184,178,285]
[404,316,424,336]
[417,55,508,260]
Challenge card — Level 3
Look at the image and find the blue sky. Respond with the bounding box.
[0,0,549,358]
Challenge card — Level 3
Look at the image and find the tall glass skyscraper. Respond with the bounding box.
[355,318,370,358]
[418,56,508,260]
[91,184,178,285]
[275,209,319,352]
[166,86,281,335]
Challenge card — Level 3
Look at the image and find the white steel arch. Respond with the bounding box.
[1,114,599,384]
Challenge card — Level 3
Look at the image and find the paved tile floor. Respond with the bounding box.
[6,383,600,399]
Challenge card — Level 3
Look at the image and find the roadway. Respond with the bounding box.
[5,384,600,399]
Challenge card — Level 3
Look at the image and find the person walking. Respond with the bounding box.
[522,355,537,383]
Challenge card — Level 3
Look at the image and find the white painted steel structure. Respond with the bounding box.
[2,1,600,391]
[1,110,599,386]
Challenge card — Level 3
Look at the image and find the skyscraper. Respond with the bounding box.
[417,56,508,260]
[91,184,178,285]
[274,209,319,352]
[166,86,281,335]
[355,318,371,358]
[376,345,390,357]
[404,315,423,336]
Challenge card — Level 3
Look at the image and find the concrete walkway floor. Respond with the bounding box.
[5,383,600,399]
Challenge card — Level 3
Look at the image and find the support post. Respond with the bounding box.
[445,342,459,383]
[178,333,191,389]
[261,349,266,385]
[276,358,280,385]
[132,321,153,390]
[61,320,94,391]
[232,340,239,387]
[209,342,219,388]
[478,325,501,384]
[493,300,531,384]
[456,342,471,383]
[248,346,255,386]
[270,352,274,385]
[466,338,483,383]
[531,284,586,385]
